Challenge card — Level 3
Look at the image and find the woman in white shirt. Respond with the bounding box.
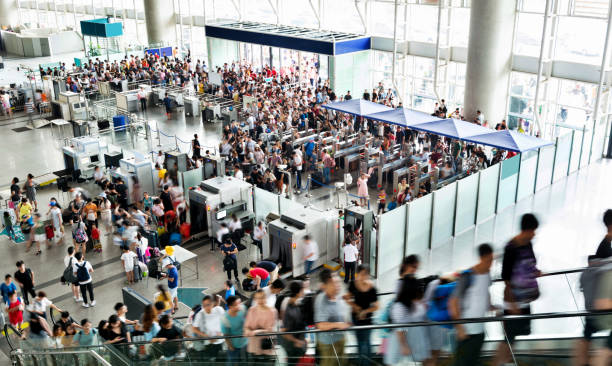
[253,222,266,258]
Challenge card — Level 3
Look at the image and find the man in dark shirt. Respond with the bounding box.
[496,214,540,365]
[160,185,173,213]
[192,134,201,160]
[221,241,239,282]
[115,178,128,209]
[154,315,183,358]
[595,209,612,259]
[14,260,35,305]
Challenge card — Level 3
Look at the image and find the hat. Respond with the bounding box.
[165,245,174,256]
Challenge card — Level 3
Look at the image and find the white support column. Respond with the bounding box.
[464,0,516,123]
[143,0,177,46]
[0,0,20,28]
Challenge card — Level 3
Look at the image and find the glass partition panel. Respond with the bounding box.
[279,195,305,216]
[552,132,572,182]
[406,194,433,255]
[569,129,583,173]
[430,182,457,248]
[497,154,520,211]
[253,187,279,224]
[476,163,500,223]
[454,172,479,235]
[535,145,555,191]
[516,150,538,202]
[590,120,607,163]
[377,205,407,279]
[580,127,593,168]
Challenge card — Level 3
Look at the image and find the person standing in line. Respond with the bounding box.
[72,252,95,308]
[344,265,379,366]
[292,151,303,194]
[342,237,359,284]
[449,244,495,366]
[314,269,351,366]
[302,235,319,276]
[137,87,147,111]
[221,296,248,365]
[14,261,35,305]
[494,214,541,366]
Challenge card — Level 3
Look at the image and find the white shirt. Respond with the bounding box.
[193,306,225,346]
[156,155,165,167]
[229,219,242,232]
[73,260,93,284]
[64,255,75,268]
[217,227,230,243]
[303,240,319,262]
[31,297,52,314]
[343,244,359,263]
[234,170,244,180]
[121,251,137,271]
[293,154,303,171]
[253,225,266,240]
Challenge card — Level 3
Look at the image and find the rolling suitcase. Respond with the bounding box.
[143,229,160,248]
[132,257,143,282]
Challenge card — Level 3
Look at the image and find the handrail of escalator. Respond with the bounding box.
[376,266,589,297]
[4,323,22,351]
[42,308,612,350]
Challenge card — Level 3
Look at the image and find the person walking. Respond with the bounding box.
[221,240,240,284]
[191,295,226,361]
[314,269,351,366]
[0,275,18,305]
[25,98,35,125]
[64,247,81,302]
[494,214,541,365]
[280,280,307,366]
[14,261,35,305]
[342,237,359,284]
[344,265,379,366]
[244,289,278,365]
[356,171,370,207]
[72,252,95,308]
[449,244,494,366]
[221,296,248,365]
[302,235,319,276]
[253,221,266,258]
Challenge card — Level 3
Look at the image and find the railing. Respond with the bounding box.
[10,310,612,365]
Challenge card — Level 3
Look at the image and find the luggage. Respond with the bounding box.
[132,257,143,282]
[169,232,181,246]
[97,119,110,130]
[45,225,54,240]
[180,223,191,239]
[143,230,160,248]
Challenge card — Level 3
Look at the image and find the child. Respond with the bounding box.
[6,291,24,331]
[91,226,102,253]
[377,189,386,215]
[143,192,153,211]
[223,280,235,310]
[28,213,48,255]
[120,246,137,284]
[3,212,15,242]
[0,275,17,304]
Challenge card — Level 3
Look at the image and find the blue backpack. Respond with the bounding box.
[427,270,472,327]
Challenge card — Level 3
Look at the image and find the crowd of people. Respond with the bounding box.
[1,205,610,365]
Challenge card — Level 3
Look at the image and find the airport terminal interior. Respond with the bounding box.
[0,0,612,365]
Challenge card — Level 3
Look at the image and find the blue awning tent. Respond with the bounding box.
[364,108,441,127]
[321,99,392,116]
[462,130,554,152]
[413,118,492,139]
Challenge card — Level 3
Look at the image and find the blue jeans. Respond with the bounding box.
[225,346,246,365]
[323,167,331,183]
[5,225,14,240]
[260,277,270,288]
[304,260,315,275]
[355,329,372,366]
[295,170,302,190]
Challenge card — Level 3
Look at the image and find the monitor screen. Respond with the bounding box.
[90,155,99,163]
[216,210,227,220]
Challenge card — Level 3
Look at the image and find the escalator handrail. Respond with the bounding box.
[39,308,612,350]
[4,323,22,351]
[376,266,590,297]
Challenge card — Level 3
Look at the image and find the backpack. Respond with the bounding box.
[301,291,319,327]
[73,225,88,244]
[75,262,90,283]
[62,257,78,284]
[169,255,181,271]
[426,270,473,326]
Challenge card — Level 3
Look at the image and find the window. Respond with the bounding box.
[555,17,606,64]
[514,13,544,57]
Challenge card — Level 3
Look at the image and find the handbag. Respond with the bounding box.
[260,337,273,350]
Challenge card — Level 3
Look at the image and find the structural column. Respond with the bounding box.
[143,0,176,46]
[0,0,19,29]
[463,0,516,124]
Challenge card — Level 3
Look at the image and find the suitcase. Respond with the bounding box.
[44,225,54,240]
[180,223,191,239]
[132,257,143,282]
[143,229,160,248]
[97,119,110,130]
[169,232,181,246]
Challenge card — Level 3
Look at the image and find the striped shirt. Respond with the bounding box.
[25,101,34,114]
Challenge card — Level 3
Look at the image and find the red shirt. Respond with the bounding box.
[249,267,269,280]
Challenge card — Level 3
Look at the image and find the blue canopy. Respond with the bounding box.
[364,108,441,127]
[462,130,554,153]
[321,99,392,116]
[413,118,492,139]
